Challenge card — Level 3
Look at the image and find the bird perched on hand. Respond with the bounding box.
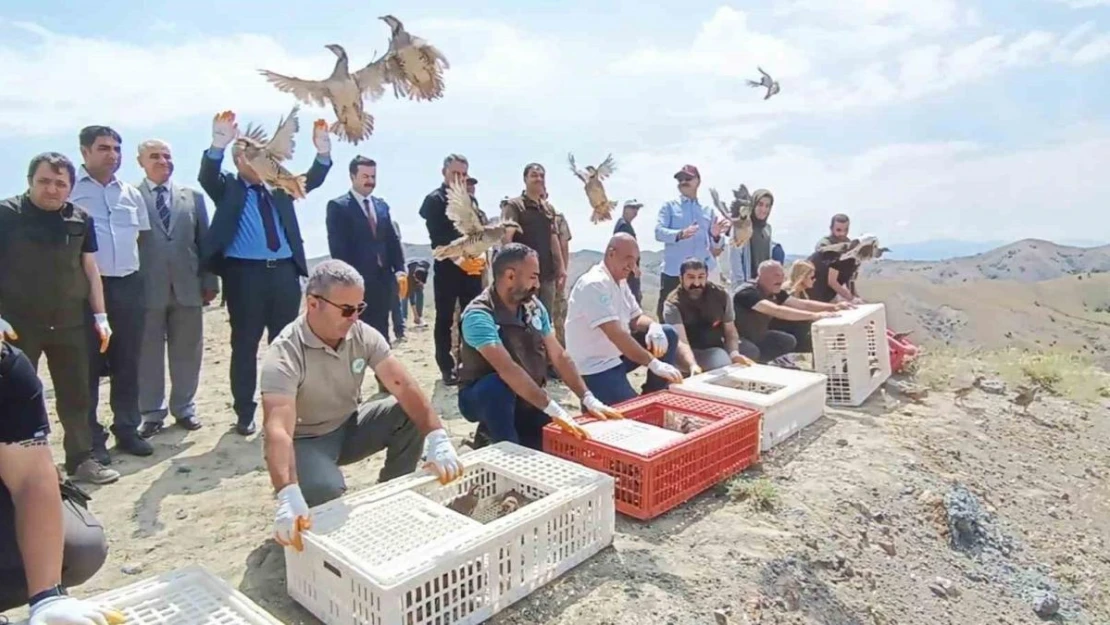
[233,106,311,199]
[747,67,781,100]
[377,15,451,101]
[709,185,754,247]
[568,153,617,224]
[258,44,397,145]
[433,178,519,261]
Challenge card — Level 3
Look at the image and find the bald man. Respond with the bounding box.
[564,234,683,406]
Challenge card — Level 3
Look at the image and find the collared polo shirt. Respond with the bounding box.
[70,166,150,277]
[653,196,723,277]
[259,315,391,438]
[564,262,642,375]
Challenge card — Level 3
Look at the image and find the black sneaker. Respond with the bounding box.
[442,370,459,386]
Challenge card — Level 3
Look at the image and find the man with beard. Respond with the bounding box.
[501,164,566,318]
[654,165,726,319]
[566,234,684,406]
[808,213,863,304]
[662,258,753,373]
[456,244,621,450]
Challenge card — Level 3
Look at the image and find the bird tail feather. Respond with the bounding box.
[332,111,375,145]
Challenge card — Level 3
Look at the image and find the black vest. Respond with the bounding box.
[458,287,549,389]
[666,282,730,350]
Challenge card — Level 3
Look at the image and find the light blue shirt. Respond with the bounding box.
[728,241,754,287]
[206,148,332,260]
[70,166,151,277]
[654,195,724,276]
[462,299,553,350]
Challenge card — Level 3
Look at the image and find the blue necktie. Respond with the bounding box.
[154,185,171,231]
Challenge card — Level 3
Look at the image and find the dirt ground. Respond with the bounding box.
[14,304,1110,625]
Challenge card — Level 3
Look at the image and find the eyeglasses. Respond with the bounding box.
[311,294,367,318]
[676,175,695,183]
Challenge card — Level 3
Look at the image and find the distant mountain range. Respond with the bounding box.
[874,238,1107,262]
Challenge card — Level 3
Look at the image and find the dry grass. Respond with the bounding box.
[913,345,1110,403]
[726,476,781,512]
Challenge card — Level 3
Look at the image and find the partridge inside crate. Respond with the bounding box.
[811,302,892,406]
[285,442,615,625]
[672,363,827,451]
[15,564,284,624]
[542,391,762,520]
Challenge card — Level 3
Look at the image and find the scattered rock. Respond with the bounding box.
[929,577,958,598]
[1032,591,1059,617]
[121,564,143,575]
[176,509,189,520]
[713,609,729,625]
[176,465,192,474]
[836,438,849,447]
[876,540,897,556]
[978,379,1007,395]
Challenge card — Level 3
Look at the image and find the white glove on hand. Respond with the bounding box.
[93,313,111,354]
[582,392,623,420]
[29,595,126,625]
[0,315,16,341]
[211,110,238,149]
[648,358,683,384]
[422,428,464,484]
[645,322,669,357]
[274,484,312,552]
[544,399,589,439]
[312,119,332,155]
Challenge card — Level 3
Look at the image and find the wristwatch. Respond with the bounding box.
[28,584,67,608]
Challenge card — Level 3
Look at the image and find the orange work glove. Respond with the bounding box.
[460,257,486,276]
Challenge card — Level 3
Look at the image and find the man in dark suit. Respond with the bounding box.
[325,156,404,341]
[197,110,332,436]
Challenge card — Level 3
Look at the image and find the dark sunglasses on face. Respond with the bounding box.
[312,294,367,318]
[677,175,694,183]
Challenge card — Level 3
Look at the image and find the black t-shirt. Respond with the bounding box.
[0,195,98,255]
[733,280,790,340]
[0,343,50,446]
[808,250,857,303]
[613,218,636,239]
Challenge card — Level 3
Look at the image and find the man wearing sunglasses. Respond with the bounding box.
[653,165,726,319]
[259,260,463,549]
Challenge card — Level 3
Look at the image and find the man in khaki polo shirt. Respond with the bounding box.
[259,259,464,551]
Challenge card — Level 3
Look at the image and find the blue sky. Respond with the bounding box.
[1,0,1108,257]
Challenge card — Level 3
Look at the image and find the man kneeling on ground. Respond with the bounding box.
[733,260,850,363]
[662,258,754,374]
[565,233,684,405]
[0,328,122,623]
[458,243,623,449]
[259,260,463,551]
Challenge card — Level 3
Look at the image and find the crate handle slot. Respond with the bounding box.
[323,560,342,578]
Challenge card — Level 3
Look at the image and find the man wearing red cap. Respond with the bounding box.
[653,165,725,319]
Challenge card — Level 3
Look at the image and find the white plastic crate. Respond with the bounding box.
[19,564,284,624]
[811,302,891,406]
[286,441,615,625]
[580,419,686,455]
[672,363,827,450]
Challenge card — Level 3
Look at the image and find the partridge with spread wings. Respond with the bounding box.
[433,178,519,261]
[568,152,617,224]
[233,106,312,199]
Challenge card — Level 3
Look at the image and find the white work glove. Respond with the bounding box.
[29,595,126,625]
[422,428,464,484]
[648,358,683,384]
[581,391,623,420]
[0,315,16,342]
[544,399,590,440]
[93,313,111,354]
[274,484,312,552]
[312,119,332,155]
[645,322,669,358]
[211,110,239,149]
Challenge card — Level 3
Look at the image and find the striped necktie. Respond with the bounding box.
[154,185,171,231]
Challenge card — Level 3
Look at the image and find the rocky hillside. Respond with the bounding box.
[860,239,1110,283]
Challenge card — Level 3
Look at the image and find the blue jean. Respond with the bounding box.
[581,325,679,406]
[458,374,551,450]
[408,288,424,319]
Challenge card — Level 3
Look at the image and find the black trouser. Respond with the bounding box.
[388,275,405,340]
[770,319,814,354]
[432,260,482,375]
[0,488,108,611]
[738,330,797,364]
[88,272,145,444]
[628,274,642,306]
[358,271,393,345]
[657,273,681,319]
[9,323,92,472]
[223,258,302,425]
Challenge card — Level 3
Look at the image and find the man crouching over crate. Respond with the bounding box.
[258,260,464,551]
[662,257,755,375]
[564,233,685,406]
[457,243,623,450]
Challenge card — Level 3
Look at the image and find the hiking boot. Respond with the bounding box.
[69,459,120,485]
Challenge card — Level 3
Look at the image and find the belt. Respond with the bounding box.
[226,257,294,268]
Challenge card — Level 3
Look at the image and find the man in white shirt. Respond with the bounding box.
[564,233,683,406]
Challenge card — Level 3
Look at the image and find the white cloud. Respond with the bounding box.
[1071,32,1110,63]
[1050,0,1110,7]
[771,0,968,32]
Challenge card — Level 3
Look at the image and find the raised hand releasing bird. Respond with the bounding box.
[433,177,519,261]
[258,44,396,144]
[233,106,310,199]
[568,153,617,224]
[747,66,781,100]
[710,185,755,247]
[377,15,451,101]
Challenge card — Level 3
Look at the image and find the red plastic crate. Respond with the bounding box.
[886,329,919,374]
[542,391,762,520]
